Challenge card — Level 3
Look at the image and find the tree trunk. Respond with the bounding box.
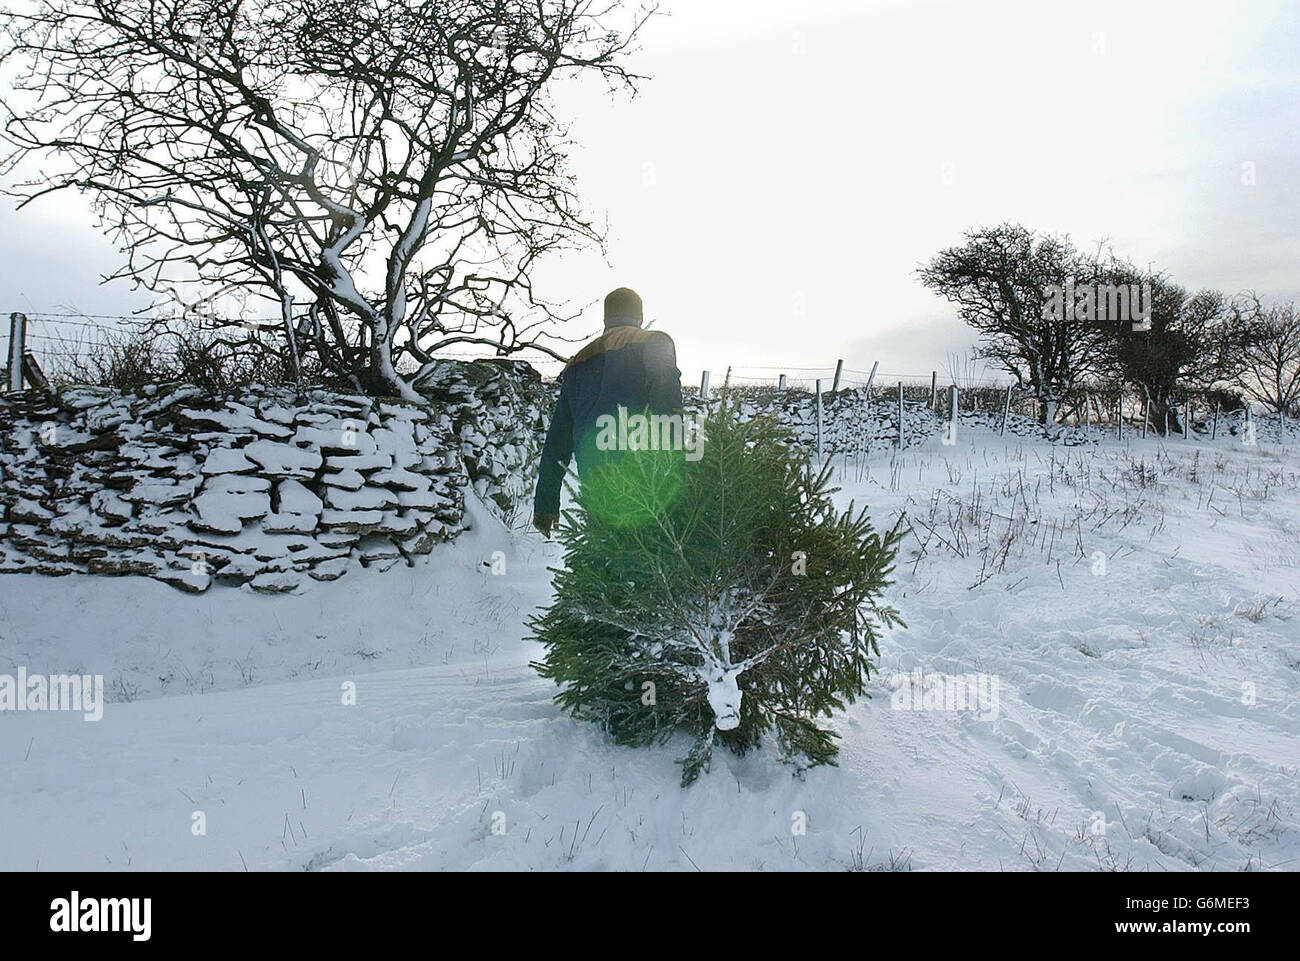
[1149,396,1182,435]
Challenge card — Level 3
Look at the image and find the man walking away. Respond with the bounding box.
[532,287,683,537]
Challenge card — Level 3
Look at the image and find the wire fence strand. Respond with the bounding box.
[2,311,1265,431]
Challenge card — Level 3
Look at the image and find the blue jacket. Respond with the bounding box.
[533,324,684,517]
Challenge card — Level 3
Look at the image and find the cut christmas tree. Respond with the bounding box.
[530,394,904,785]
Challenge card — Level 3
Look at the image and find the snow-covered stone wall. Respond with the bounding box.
[0,360,553,593]
[17,361,1269,595]
[688,386,1056,453]
[416,359,554,523]
[702,386,1289,451]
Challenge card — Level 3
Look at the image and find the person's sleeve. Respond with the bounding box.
[645,332,684,412]
[534,378,574,517]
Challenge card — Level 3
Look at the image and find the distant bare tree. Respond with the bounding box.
[1,0,652,398]
[1103,259,1233,434]
[917,223,1109,424]
[1228,295,1300,416]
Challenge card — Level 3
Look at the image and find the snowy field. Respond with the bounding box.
[1,427,1297,871]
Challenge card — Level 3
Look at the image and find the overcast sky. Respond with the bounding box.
[3,0,1297,384]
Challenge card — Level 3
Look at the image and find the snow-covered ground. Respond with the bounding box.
[2,428,1297,871]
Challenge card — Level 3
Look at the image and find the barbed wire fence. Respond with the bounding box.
[698,362,1300,451]
[1,309,576,386]
[698,363,1058,426]
[4,310,1287,445]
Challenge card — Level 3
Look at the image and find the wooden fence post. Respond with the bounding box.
[864,360,879,397]
[1141,392,1149,438]
[930,371,938,410]
[1183,400,1191,440]
[815,378,823,458]
[699,370,710,407]
[1211,403,1219,440]
[1117,392,1123,440]
[777,373,787,391]
[946,384,958,445]
[1000,385,1012,436]
[7,312,26,392]
[831,359,843,395]
[897,381,905,448]
[21,352,48,393]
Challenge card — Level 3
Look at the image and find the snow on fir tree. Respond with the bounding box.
[530,394,904,785]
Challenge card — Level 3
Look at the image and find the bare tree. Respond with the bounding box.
[917,223,1109,424]
[1228,295,1300,416]
[1,0,652,398]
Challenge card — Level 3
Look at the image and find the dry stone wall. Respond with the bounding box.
[3,364,1092,595]
[0,360,554,593]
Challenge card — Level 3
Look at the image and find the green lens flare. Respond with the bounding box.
[580,449,685,528]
